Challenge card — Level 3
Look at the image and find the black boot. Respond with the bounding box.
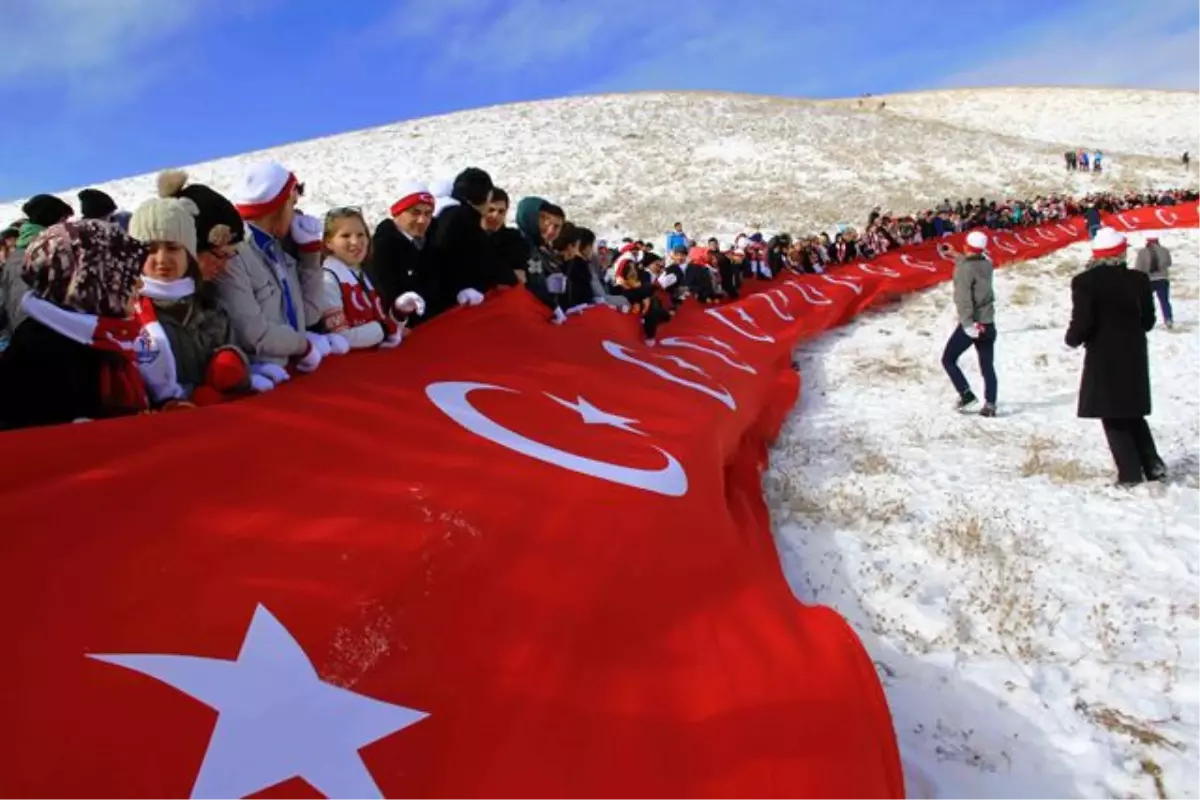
[956,390,979,411]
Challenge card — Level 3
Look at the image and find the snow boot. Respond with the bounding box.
[955,390,979,412]
[979,403,997,418]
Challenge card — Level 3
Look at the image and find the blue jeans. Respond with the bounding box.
[1087,223,1100,240]
[1152,280,1173,324]
[943,323,998,404]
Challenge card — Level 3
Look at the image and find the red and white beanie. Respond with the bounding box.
[232,161,298,219]
[964,230,989,253]
[1091,227,1127,259]
[389,181,435,217]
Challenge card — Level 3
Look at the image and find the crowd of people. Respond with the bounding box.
[0,162,1191,436]
[662,188,1196,276]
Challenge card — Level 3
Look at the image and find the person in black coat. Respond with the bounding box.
[367,183,449,327]
[427,167,507,308]
[1065,227,1166,486]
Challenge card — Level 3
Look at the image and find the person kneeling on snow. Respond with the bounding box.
[217,161,337,389]
[128,176,261,405]
[321,206,422,348]
[0,220,151,429]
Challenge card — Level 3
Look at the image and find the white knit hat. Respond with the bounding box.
[389,180,434,216]
[964,231,988,252]
[129,193,200,259]
[1091,227,1127,259]
[231,161,297,219]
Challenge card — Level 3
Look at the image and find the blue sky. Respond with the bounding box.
[2,0,1196,200]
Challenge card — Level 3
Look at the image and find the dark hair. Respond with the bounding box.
[490,187,510,206]
[451,167,494,206]
[541,202,565,219]
[576,227,596,247]
[552,222,580,252]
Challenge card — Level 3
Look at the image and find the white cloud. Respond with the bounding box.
[938,0,1200,91]
[369,0,620,74]
[0,0,268,101]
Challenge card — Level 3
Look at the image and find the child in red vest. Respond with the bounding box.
[319,208,417,349]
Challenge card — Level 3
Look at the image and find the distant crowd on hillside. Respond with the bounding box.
[0,163,1194,431]
[1064,149,1105,172]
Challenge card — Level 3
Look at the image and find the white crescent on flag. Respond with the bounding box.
[857,261,900,278]
[899,254,937,272]
[1155,209,1178,227]
[785,280,834,305]
[602,340,737,410]
[821,273,864,294]
[426,381,689,497]
[705,305,775,342]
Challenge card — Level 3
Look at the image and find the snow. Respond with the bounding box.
[863,87,1200,160]
[3,87,1198,797]
[767,229,1199,799]
[2,89,1195,246]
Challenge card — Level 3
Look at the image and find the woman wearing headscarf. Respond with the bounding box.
[0,220,150,428]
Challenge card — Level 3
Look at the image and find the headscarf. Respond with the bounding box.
[22,219,148,318]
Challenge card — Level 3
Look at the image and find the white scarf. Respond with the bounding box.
[132,294,186,404]
[322,256,365,288]
[19,293,141,356]
[140,275,196,301]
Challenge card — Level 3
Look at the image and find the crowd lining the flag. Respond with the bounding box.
[0,162,1194,431]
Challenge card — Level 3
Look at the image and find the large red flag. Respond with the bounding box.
[0,203,1193,798]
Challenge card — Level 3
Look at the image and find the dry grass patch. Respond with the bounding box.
[1074,699,1184,751]
[1020,434,1103,483]
[922,504,1052,661]
[773,474,909,528]
[1008,281,1039,306]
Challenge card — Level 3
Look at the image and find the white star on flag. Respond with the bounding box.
[545,393,647,436]
[89,604,428,799]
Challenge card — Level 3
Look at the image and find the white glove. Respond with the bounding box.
[457,288,484,306]
[251,362,290,384]
[294,341,323,373]
[655,272,677,289]
[326,332,351,355]
[306,331,331,356]
[249,373,276,393]
[551,306,567,325]
[566,303,592,315]
[290,212,324,253]
[395,291,426,316]
[379,330,404,348]
[963,323,982,339]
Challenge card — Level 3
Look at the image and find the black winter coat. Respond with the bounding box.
[1065,259,1155,419]
[369,220,450,326]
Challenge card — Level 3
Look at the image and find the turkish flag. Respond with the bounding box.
[0,204,1193,798]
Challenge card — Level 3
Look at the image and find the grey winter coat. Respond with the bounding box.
[1,247,28,337]
[1133,243,1171,282]
[215,226,321,367]
[952,253,995,328]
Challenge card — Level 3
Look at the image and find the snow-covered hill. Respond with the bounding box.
[2,89,1196,244]
[769,228,1199,799]
[854,87,1200,160]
